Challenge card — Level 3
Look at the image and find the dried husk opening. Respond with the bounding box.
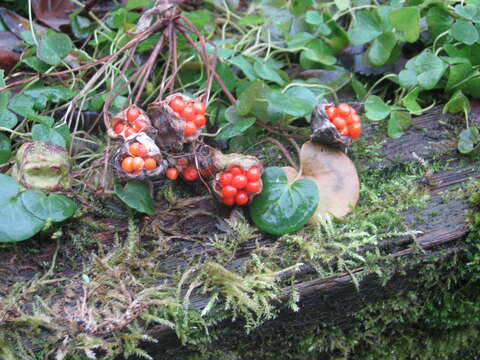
[310,102,351,153]
[108,104,153,140]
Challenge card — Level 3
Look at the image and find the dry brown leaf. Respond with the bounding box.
[283,140,359,222]
[0,50,20,72]
[31,0,76,31]
[0,7,47,38]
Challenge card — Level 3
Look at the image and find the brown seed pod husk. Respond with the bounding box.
[311,102,351,153]
[108,104,153,140]
[147,93,206,150]
[283,140,359,222]
[110,133,167,180]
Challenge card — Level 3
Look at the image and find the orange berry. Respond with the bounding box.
[229,166,243,176]
[129,143,148,157]
[133,119,148,132]
[235,191,249,206]
[114,122,124,134]
[349,122,361,139]
[337,103,351,117]
[166,167,179,180]
[169,97,186,113]
[124,127,136,138]
[183,167,198,182]
[347,113,361,124]
[332,117,346,130]
[222,185,237,198]
[223,197,235,206]
[326,106,339,120]
[183,122,197,136]
[192,101,206,115]
[132,157,144,172]
[231,174,248,189]
[340,126,349,137]
[220,172,233,186]
[121,157,134,173]
[177,158,188,167]
[144,158,157,170]
[180,104,196,122]
[127,108,141,123]
[246,166,261,182]
[193,114,206,128]
[246,181,261,194]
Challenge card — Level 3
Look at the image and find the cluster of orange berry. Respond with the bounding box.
[325,103,361,139]
[113,108,149,138]
[218,165,262,206]
[121,142,158,174]
[168,97,207,137]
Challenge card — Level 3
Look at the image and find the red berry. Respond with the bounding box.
[192,101,206,115]
[183,167,198,182]
[223,197,235,206]
[229,166,243,176]
[184,122,197,137]
[114,122,124,134]
[180,104,196,122]
[331,117,346,131]
[246,181,261,194]
[220,172,233,186]
[337,103,351,117]
[133,119,148,132]
[124,127,136,137]
[193,114,206,128]
[121,157,134,173]
[166,167,179,180]
[246,166,261,182]
[222,185,237,198]
[235,191,249,206]
[347,113,361,124]
[177,158,188,167]
[169,97,186,113]
[349,122,361,139]
[326,106,339,120]
[127,108,141,123]
[231,174,248,189]
[144,158,157,170]
[340,126,349,137]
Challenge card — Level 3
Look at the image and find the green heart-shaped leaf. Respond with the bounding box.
[21,190,76,222]
[115,181,155,216]
[0,133,11,164]
[249,167,319,235]
[0,175,44,242]
[365,95,391,121]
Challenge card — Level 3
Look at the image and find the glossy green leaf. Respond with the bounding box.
[115,181,155,216]
[253,59,285,85]
[21,191,76,222]
[457,127,479,154]
[351,76,367,100]
[399,50,446,89]
[32,124,67,148]
[8,93,35,117]
[388,7,420,43]
[348,10,383,46]
[401,88,422,114]
[217,117,256,140]
[22,57,50,72]
[228,56,257,81]
[365,95,390,121]
[24,86,76,110]
[446,62,473,91]
[249,167,319,235]
[443,91,470,114]
[0,133,11,164]
[301,39,336,66]
[236,81,270,118]
[388,111,411,139]
[267,90,314,117]
[454,4,477,20]
[368,31,396,66]
[426,7,454,40]
[291,0,313,16]
[287,32,315,49]
[37,33,73,66]
[450,21,479,45]
[0,175,44,242]
[0,110,17,129]
[183,10,213,32]
[238,16,265,25]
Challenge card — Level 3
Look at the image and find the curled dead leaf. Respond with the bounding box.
[0,50,20,72]
[283,140,359,222]
[31,0,76,31]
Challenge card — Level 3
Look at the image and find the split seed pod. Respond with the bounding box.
[148,93,206,150]
[311,102,351,153]
[110,133,167,180]
[108,104,152,140]
[283,140,359,221]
